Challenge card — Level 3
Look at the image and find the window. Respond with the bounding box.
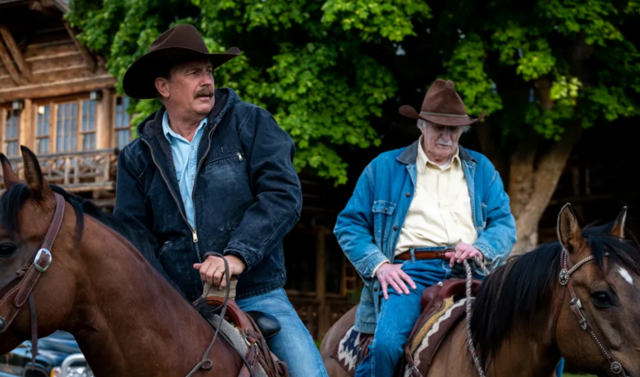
[36,105,51,154]
[34,97,98,154]
[81,100,96,151]
[56,102,78,152]
[115,96,131,149]
[3,109,19,157]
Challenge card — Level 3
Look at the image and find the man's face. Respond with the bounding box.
[156,59,215,118]
[421,121,464,162]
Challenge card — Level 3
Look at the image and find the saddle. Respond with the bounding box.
[202,280,289,377]
[401,278,481,376]
[332,278,481,377]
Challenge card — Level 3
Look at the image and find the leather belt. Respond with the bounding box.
[395,250,450,261]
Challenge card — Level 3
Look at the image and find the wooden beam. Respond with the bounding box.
[0,74,115,103]
[0,38,24,85]
[63,22,96,72]
[0,26,31,81]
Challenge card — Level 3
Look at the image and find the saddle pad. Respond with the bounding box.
[331,325,373,377]
[404,298,468,377]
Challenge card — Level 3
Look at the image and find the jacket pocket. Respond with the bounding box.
[372,200,396,244]
[204,151,244,167]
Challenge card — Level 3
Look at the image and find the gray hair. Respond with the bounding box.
[417,119,471,133]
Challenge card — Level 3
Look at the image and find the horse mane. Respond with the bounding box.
[470,221,640,370]
[0,183,197,304]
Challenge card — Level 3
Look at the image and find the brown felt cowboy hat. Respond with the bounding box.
[399,79,486,126]
[123,24,241,99]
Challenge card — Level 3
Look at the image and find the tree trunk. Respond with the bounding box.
[509,121,582,254]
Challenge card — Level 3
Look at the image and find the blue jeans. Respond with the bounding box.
[556,358,564,376]
[237,288,328,377]
[355,258,450,377]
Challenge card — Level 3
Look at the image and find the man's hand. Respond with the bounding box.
[444,242,484,268]
[193,255,245,289]
[375,263,417,300]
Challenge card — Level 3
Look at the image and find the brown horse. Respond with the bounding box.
[0,147,246,376]
[321,204,640,377]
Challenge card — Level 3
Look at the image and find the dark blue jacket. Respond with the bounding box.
[113,88,302,301]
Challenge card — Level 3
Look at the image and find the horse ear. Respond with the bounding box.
[610,206,628,239]
[1,153,21,190]
[557,203,582,252]
[20,146,53,202]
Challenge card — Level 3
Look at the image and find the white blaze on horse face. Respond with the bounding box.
[618,267,634,285]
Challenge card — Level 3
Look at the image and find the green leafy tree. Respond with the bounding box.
[67,0,640,252]
[67,0,429,185]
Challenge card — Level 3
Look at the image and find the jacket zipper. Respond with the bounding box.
[142,139,198,242]
[190,122,219,243]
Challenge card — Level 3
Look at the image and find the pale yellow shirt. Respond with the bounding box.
[394,139,477,256]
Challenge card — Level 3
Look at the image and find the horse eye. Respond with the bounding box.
[0,243,17,257]
[591,291,615,308]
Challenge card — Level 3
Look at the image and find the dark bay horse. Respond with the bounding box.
[321,204,640,376]
[0,147,244,376]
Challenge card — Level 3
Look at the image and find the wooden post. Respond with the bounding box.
[96,89,113,150]
[18,99,33,151]
[315,225,330,340]
[0,26,32,81]
[0,107,5,153]
[50,103,58,154]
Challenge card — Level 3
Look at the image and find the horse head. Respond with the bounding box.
[0,147,77,354]
[555,203,640,376]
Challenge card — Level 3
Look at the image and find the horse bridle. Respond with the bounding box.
[0,192,65,369]
[557,248,627,376]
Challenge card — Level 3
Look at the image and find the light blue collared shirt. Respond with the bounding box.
[162,111,206,228]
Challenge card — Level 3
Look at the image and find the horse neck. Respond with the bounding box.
[63,216,237,376]
[484,293,562,377]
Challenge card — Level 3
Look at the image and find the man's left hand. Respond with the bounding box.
[193,255,245,289]
[444,242,484,268]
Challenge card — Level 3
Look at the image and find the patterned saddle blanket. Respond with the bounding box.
[330,279,479,377]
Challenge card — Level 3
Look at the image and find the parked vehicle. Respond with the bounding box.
[0,331,92,377]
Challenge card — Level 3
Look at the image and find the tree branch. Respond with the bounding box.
[515,121,582,242]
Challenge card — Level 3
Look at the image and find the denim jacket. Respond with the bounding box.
[113,88,302,301]
[333,141,516,333]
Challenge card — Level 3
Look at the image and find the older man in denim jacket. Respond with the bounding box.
[334,79,517,377]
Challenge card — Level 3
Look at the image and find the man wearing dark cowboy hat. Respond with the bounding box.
[334,79,517,377]
[113,24,328,377]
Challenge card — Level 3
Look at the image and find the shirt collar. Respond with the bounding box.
[162,110,207,143]
[417,136,460,171]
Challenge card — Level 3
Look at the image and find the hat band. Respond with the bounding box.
[420,111,469,118]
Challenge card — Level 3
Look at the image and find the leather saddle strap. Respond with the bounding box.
[0,193,65,333]
[239,340,258,377]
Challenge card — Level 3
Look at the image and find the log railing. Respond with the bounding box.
[0,149,118,193]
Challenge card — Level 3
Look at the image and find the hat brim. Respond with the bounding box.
[123,47,241,99]
[399,105,486,126]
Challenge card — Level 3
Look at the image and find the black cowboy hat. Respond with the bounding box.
[399,79,486,126]
[123,24,241,99]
